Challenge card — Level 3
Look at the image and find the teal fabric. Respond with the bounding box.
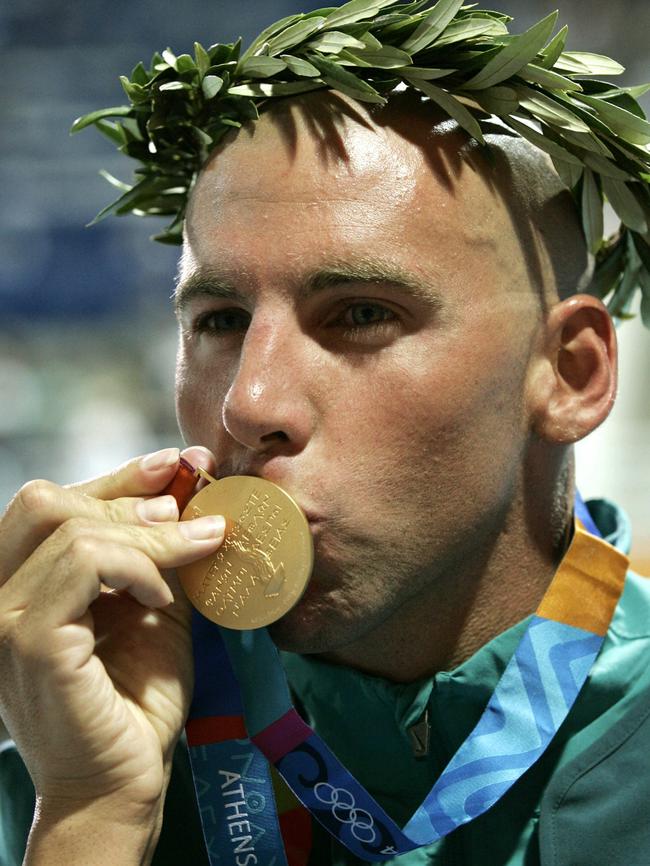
[1,500,649,866]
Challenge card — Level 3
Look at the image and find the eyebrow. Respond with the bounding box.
[173,258,443,314]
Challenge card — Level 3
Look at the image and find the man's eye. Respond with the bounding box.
[194,308,251,334]
[341,303,397,328]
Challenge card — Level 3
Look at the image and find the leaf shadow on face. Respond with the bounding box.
[263,88,376,167]
[193,87,587,325]
[375,96,588,315]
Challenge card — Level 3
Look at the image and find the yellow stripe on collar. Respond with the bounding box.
[537,520,629,636]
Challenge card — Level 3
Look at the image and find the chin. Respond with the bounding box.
[267,581,371,655]
[267,601,336,654]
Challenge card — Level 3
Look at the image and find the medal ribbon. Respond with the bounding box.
[178,483,628,863]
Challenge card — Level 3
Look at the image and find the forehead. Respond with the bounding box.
[182,94,515,293]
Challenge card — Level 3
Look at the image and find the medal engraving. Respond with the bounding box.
[177,476,313,629]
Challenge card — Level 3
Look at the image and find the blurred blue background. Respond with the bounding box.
[1,0,649,569]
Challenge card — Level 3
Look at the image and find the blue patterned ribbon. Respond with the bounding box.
[186,610,289,866]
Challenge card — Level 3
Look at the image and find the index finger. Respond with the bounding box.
[69,445,216,502]
[68,447,181,501]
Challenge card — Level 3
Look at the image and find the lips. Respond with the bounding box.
[216,468,324,527]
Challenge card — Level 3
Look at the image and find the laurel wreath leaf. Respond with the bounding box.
[71,0,650,327]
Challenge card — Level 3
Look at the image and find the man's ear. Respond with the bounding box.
[527,294,617,444]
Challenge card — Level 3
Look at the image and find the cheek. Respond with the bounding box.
[337,335,528,503]
[175,344,227,443]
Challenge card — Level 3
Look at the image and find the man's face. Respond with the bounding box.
[175,96,543,654]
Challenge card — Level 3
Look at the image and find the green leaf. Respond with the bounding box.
[401,66,456,80]
[556,92,632,140]
[589,235,626,299]
[152,229,183,245]
[159,80,191,91]
[517,87,591,133]
[309,55,386,103]
[571,93,650,146]
[604,135,650,174]
[280,54,321,77]
[557,127,613,157]
[239,56,288,78]
[227,80,324,98]
[376,13,422,38]
[583,153,635,181]
[434,16,508,47]
[148,51,164,71]
[632,233,650,272]
[400,0,464,54]
[607,260,640,318]
[193,126,214,148]
[305,7,339,17]
[99,169,131,192]
[93,119,127,146]
[202,75,224,99]
[406,78,485,143]
[641,266,650,297]
[555,52,625,76]
[468,85,519,116]
[539,24,567,69]
[120,76,148,103]
[122,117,145,140]
[601,177,649,234]
[194,42,211,78]
[359,31,382,50]
[130,62,150,86]
[88,177,171,226]
[373,1,429,30]
[551,156,584,190]
[325,0,397,30]
[340,45,413,69]
[176,54,196,74]
[505,116,582,165]
[240,14,304,62]
[521,63,582,92]
[324,0,400,29]
[208,40,242,65]
[581,168,604,254]
[70,105,132,133]
[463,11,558,90]
[266,18,326,55]
[601,92,646,120]
[307,31,368,53]
[162,48,178,69]
[641,291,650,328]
[598,83,650,101]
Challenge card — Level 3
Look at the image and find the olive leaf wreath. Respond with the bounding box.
[72,0,650,327]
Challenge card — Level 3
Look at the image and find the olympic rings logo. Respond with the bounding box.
[314,782,377,844]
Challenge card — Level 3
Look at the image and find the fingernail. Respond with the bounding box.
[179,515,226,541]
[136,496,178,523]
[160,584,175,606]
[140,447,180,472]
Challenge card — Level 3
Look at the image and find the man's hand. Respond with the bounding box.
[0,447,224,863]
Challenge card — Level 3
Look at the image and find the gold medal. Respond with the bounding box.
[177,474,313,630]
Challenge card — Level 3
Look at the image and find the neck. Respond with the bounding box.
[321,471,574,683]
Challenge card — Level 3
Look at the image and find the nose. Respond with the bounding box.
[221,315,314,454]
